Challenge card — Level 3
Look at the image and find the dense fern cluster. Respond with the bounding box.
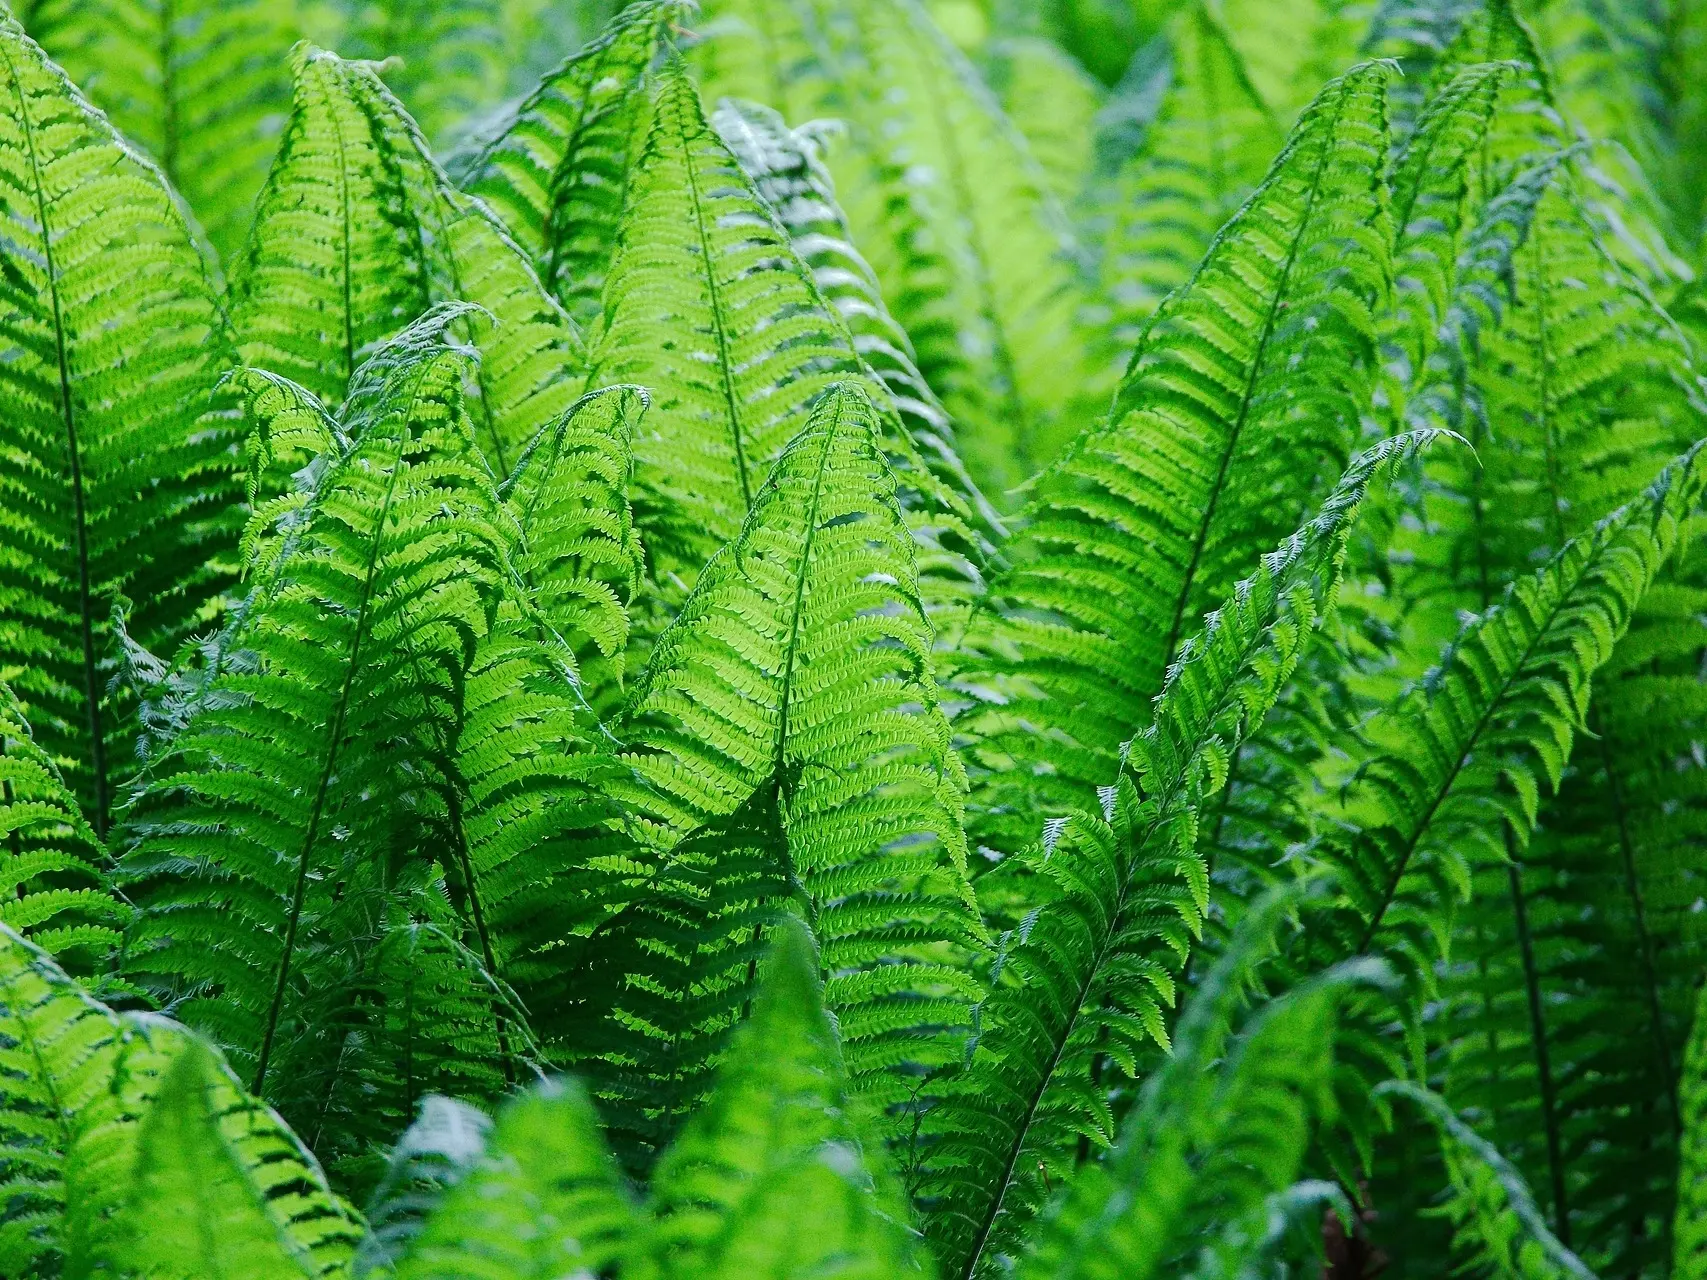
[0,0,1704,1276]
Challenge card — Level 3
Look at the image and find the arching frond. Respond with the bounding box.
[0,926,360,1279]
[1014,888,1390,1280]
[28,0,303,259]
[0,15,239,837]
[456,0,687,327]
[0,681,124,985]
[92,1039,351,1279]
[1304,438,1707,1054]
[710,97,1000,538]
[921,433,1437,1279]
[230,47,586,478]
[589,70,988,631]
[1093,4,1283,356]
[1381,1082,1599,1280]
[575,385,983,1163]
[953,63,1392,869]
[117,312,536,1165]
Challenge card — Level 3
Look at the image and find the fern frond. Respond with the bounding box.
[0,926,360,1278]
[1678,986,1707,1279]
[29,0,303,259]
[0,680,124,985]
[647,917,929,1277]
[456,0,687,327]
[501,385,648,714]
[580,384,983,1162]
[922,432,1439,1279]
[1093,4,1283,355]
[231,46,586,478]
[0,15,239,836]
[953,62,1392,868]
[117,310,536,1158]
[95,1038,349,1279]
[589,70,988,630]
[387,1082,646,1280]
[1013,887,1392,1280]
[1305,437,1707,1057]
[1381,1081,1600,1280]
[710,97,1000,537]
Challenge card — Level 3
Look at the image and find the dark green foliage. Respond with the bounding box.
[1,2,1703,1278]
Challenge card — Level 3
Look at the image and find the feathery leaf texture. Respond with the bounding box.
[118,311,551,1166]
[589,69,987,626]
[26,0,303,260]
[0,680,124,983]
[924,432,1439,1279]
[231,46,586,479]
[573,384,983,1166]
[0,925,359,1279]
[1094,4,1283,356]
[457,0,688,327]
[0,15,238,837]
[954,62,1392,867]
[339,0,507,146]
[1309,436,1707,1037]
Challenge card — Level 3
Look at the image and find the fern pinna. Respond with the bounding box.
[0,1,1704,1278]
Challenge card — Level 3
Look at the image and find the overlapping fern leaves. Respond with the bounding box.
[2,0,1705,1276]
[0,15,238,835]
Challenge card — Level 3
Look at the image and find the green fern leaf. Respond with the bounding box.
[456,0,687,328]
[501,385,648,714]
[27,0,304,260]
[117,310,538,1160]
[1094,4,1283,356]
[230,46,586,478]
[1215,0,1366,122]
[648,917,929,1278]
[97,1039,341,1279]
[953,62,1392,869]
[922,432,1439,1279]
[574,384,983,1161]
[1014,888,1390,1280]
[982,37,1103,205]
[0,14,239,837]
[0,680,125,985]
[387,1082,647,1280]
[1305,437,1707,1060]
[0,926,360,1278]
[710,97,1002,540]
[1381,1082,1600,1280]
[589,69,988,631]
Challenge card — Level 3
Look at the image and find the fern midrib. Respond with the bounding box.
[771,400,842,777]
[539,49,619,295]
[677,99,756,512]
[4,42,111,838]
[959,547,1322,1280]
[1158,86,1340,674]
[1351,532,1608,958]
[330,73,359,395]
[252,385,419,1095]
